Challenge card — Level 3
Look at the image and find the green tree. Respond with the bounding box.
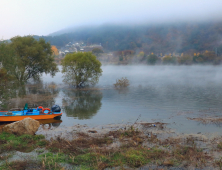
[147,54,158,65]
[0,36,58,82]
[0,42,17,80]
[0,68,10,81]
[92,48,103,55]
[61,52,102,87]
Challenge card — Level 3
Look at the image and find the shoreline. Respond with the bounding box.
[0,121,222,169]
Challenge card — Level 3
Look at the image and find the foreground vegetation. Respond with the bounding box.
[1,123,222,169]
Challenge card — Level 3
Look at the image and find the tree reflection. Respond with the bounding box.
[62,90,102,119]
[0,80,59,111]
[115,88,129,94]
[0,80,24,110]
[39,119,62,130]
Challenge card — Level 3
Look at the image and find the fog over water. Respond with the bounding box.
[42,65,222,134]
[1,0,222,39]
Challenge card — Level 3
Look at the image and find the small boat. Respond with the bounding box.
[0,104,62,122]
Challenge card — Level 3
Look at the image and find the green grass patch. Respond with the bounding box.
[41,145,167,169]
[0,132,46,153]
[122,147,166,167]
[39,152,69,169]
[39,152,69,163]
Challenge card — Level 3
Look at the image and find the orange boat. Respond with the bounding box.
[0,105,62,122]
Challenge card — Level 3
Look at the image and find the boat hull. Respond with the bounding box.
[0,112,62,122]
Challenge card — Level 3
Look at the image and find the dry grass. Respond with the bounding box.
[188,117,222,125]
[171,145,211,167]
[107,127,141,139]
[0,124,220,169]
[1,160,47,170]
[47,136,113,155]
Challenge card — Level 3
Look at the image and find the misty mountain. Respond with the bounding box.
[35,22,222,54]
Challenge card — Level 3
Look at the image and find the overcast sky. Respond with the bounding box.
[0,0,222,40]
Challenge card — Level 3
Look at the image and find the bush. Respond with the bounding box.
[114,77,129,88]
[147,54,158,65]
[177,55,193,65]
[162,55,177,64]
[119,55,123,61]
[193,51,217,64]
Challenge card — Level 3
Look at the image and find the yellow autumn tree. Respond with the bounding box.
[51,45,59,56]
[177,55,193,65]
[162,55,176,64]
[137,51,145,58]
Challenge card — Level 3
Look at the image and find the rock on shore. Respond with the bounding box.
[3,118,40,135]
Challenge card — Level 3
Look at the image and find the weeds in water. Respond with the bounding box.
[108,126,141,139]
[114,77,129,88]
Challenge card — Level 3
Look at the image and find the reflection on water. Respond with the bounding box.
[0,81,25,110]
[3,65,222,134]
[62,89,102,119]
[0,80,59,111]
[38,119,62,130]
[0,119,62,131]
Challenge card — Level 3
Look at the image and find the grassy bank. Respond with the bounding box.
[0,123,221,170]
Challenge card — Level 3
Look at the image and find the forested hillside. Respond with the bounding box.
[35,22,222,54]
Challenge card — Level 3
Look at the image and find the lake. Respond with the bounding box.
[3,65,222,135]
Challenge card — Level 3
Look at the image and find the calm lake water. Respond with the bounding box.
[3,65,222,134]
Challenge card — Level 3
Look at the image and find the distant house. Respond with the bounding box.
[79,44,103,52]
[64,49,77,55]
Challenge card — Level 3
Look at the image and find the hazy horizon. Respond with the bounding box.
[1,0,222,40]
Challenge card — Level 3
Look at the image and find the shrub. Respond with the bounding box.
[147,54,158,65]
[177,55,193,65]
[162,55,177,64]
[114,77,129,88]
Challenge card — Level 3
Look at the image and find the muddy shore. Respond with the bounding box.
[0,120,222,170]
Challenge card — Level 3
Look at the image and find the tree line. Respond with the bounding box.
[0,36,102,89]
[146,51,221,65]
[34,22,222,54]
